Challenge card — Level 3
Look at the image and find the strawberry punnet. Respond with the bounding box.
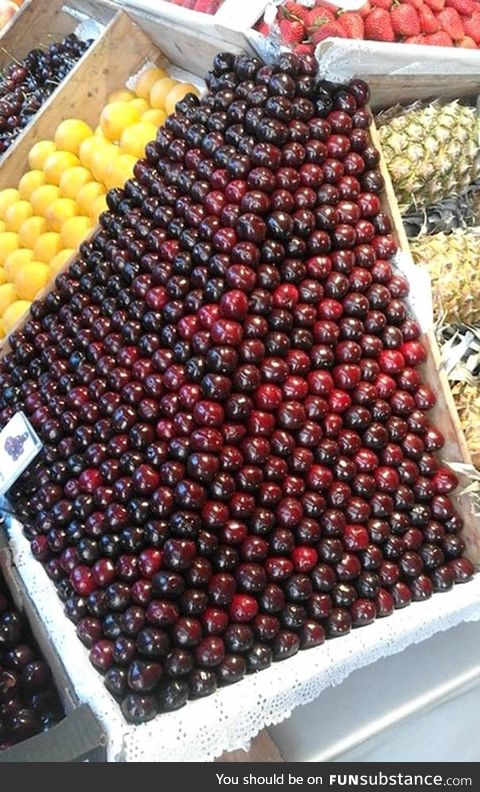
[257,0,480,49]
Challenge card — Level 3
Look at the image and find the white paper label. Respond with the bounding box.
[0,412,42,497]
[393,251,434,333]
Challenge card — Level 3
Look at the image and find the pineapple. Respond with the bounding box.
[377,101,479,212]
[403,180,480,239]
[410,229,480,325]
[451,380,480,469]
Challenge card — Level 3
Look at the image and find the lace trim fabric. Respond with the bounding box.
[314,40,480,82]
[6,517,480,762]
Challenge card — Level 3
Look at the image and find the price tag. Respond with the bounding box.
[0,412,42,498]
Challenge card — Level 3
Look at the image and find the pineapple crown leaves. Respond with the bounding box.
[439,318,480,380]
[403,182,480,238]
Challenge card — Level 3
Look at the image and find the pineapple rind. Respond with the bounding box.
[377,100,479,211]
[451,380,480,468]
[410,229,480,325]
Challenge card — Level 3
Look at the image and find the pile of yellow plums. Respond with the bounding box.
[0,67,199,338]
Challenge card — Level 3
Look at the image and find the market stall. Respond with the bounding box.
[0,0,478,763]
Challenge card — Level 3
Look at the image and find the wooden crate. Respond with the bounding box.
[0,0,118,179]
[114,0,266,47]
[370,119,480,565]
[0,0,114,66]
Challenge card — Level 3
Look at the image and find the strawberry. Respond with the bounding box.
[256,20,271,35]
[282,1,310,23]
[424,0,445,10]
[405,0,423,9]
[293,42,316,55]
[464,9,480,41]
[339,11,365,37]
[278,17,305,44]
[446,0,474,14]
[419,5,439,32]
[438,7,464,38]
[194,0,216,11]
[359,0,372,16]
[370,0,392,8]
[424,29,454,42]
[365,7,396,39]
[391,4,421,35]
[457,33,477,44]
[306,6,335,29]
[311,19,347,42]
[404,33,425,40]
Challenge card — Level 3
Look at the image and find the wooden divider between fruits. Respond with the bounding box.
[0,0,114,69]
[370,119,480,564]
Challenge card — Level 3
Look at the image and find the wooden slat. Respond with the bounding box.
[126,8,252,76]
[216,731,284,762]
[370,118,479,563]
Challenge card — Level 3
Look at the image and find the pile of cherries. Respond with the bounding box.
[0,51,475,725]
[0,34,91,155]
[0,570,63,751]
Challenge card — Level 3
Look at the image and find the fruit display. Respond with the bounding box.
[0,34,92,158]
[375,91,480,468]
[0,67,199,339]
[157,0,226,13]
[254,0,480,52]
[0,565,64,751]
[376,100,480,212]
[0,51,474,727]
[410,230,480,325]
